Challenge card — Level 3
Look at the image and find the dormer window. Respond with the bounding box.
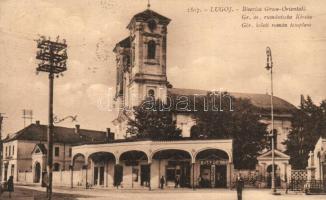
[147,40,156,59]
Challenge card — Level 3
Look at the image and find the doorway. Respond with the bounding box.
[199,164,227,188]
[140,165,150,186]
[4,164,8,181]
[34,162,41,183]
[267,164,281,187]
[93,166,105,186]
[165,161,190,187]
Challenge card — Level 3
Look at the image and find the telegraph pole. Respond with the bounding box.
[0,113,7,140]
[0,113,7,182]
[266,47,279,195]
[36,36,67,200]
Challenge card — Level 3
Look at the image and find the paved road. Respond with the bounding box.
[1,186,326,200]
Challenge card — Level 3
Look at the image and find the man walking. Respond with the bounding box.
[174,176,180,188]
[160,176,165,189]
[7,176,14,199]
[235,174,244,200]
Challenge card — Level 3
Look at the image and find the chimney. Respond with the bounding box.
[106,128,114,142]
[35,120,40,125]
[75,124,80,134]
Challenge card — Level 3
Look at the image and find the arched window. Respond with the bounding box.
[53,163,60,171]
[148,20,157,32]
[147,40,156,59]
[148,89,155,99]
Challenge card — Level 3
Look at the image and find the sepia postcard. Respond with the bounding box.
[0,0,325,199]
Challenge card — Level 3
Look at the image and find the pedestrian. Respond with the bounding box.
[197,176,202,188]
[174,176,180,188]
[160,176,165,189]
[235,174,244,200]
[7,176,14,199]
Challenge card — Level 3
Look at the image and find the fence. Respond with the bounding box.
[305,180,326,194]
[232,169,265,188]
[288,170,307,192]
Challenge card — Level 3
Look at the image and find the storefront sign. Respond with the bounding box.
[200,160,228,166]
[211,165,216,188]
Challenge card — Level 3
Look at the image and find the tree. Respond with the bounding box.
[283,95,326,169]
[127,99,182,140]
[191,92,269,169]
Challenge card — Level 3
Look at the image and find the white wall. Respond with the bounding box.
[312,138,326,180]
[175,114,196,138]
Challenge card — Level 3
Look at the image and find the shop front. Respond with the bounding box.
[199,160,227,188]
[70,139,233,189]
[196,149,229,188]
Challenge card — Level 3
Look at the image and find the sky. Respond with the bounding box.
[0,0,325,137]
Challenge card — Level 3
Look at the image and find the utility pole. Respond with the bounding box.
[266,47,280,195]
[36,36,67,200]
[0,113,8,140]
[0,113,7,182]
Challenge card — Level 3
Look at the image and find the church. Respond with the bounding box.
[69,7,297,189]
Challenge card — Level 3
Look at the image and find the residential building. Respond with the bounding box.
[1,121,107,183]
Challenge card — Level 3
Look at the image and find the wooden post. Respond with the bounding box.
[148,163,151,191]
[192,163,195,190]
[70,165,73,188]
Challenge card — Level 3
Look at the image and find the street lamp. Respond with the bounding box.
[36,35,67,200]
[265,47,280,195]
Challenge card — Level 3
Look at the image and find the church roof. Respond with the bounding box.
[113,36,131,52]
[4,123,107,145]
[127,9,171,29]
[167,88,297,115]
[117,36,131,48]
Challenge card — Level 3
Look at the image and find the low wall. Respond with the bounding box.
[18,171,33,183]
[53,170,85,187]
[17,170,84,187]
[53,171,70,187]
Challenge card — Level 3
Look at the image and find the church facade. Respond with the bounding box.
[70,7,297,190]
[110,8,296,150]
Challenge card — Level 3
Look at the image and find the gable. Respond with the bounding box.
[31,143,47,155]
[257,149,290,161]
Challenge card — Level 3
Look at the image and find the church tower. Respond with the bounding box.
[113,7,171,138]
[114,7,171,109]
